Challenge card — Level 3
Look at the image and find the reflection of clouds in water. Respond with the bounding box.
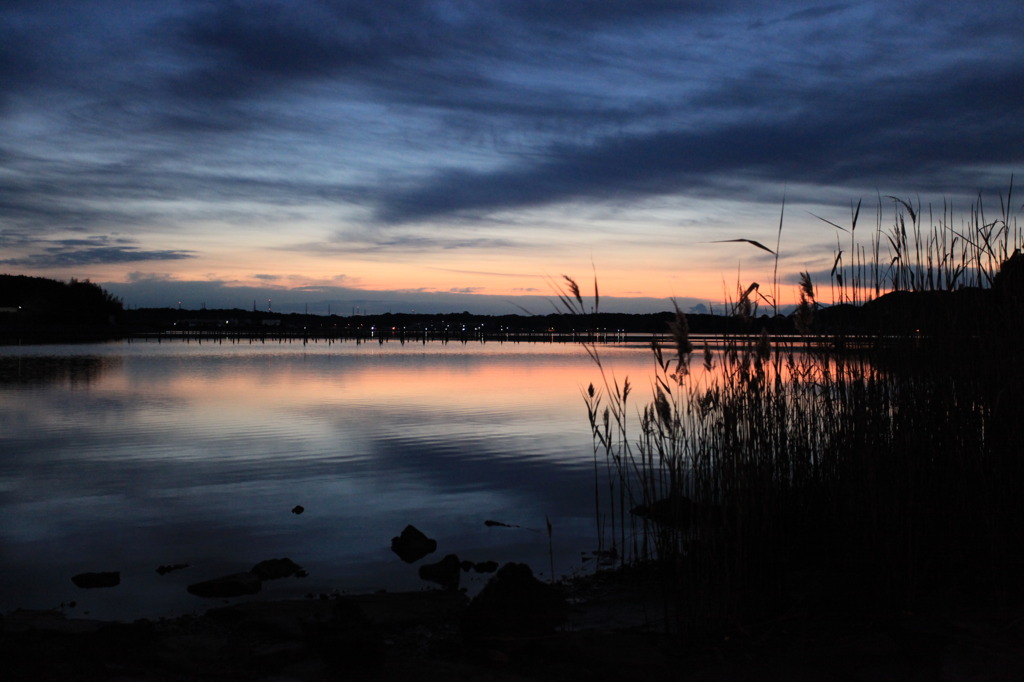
[369,432,592,511]
[0,342,649,618]
[0,355,118,386]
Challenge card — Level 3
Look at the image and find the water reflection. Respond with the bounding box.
[0,355,117,386]
[0,340,653,620]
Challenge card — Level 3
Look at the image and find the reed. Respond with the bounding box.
[573,183,1024,637]
[822,180,1020,303]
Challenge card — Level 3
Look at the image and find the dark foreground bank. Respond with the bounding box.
[4,563,1024,682]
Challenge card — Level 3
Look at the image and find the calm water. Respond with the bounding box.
[0,339,656,620]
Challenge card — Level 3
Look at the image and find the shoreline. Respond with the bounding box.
[5,565,1024,681]
[2,564,680,681]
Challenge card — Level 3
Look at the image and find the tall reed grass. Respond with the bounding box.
[571,184,1024,637]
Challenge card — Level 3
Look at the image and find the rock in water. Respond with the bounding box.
[418,554,461,591]
[71,571,120,589]
[390,525,437,563]
[187,572,262,598]
[156,563,189,575]
[250,557,304,580]
[463,562,567,637]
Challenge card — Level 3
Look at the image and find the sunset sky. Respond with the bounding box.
[2,1,1021,314]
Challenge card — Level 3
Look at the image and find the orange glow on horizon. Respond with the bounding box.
[93,258,805,309]
[38,220,822,311]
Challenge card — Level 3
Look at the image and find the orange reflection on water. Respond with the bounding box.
[128,347,659,412]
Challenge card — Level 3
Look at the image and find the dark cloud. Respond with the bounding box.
[0,237,194,268]
[299,231,524,256]
[780,4,849,22]
[748,3,850,29]
[0,28,39,110]
[0,146,367,231]
[498,0,738,29]
[372,52,1024,223]
[164,1,454,103]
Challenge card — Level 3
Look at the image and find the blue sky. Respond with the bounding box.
[1,1,1022,314]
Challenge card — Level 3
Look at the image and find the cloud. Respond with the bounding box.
[126,271,174,283]
[0,237,194,268]
[6,0,1021,236]
[428,267,539,279]
[1,0,1022,313]
[748,3,850,29]
[289,230,525,257]
[0,28,39,111]
[370,53,1024,224]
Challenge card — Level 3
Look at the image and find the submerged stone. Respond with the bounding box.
[463,562,567,637]
[418,554,461,591]
[71,572,120,589]
[156,563,189,575]
[187,572,262,598]
[390,525,437,563]
[251,557,304,581]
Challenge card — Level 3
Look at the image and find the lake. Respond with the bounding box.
[0,338,658,620]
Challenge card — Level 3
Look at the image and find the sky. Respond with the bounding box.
[1,1,1022,315]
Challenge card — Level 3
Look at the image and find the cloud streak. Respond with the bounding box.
[0,236,194,268]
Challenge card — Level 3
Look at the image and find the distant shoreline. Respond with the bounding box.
[1,307,792,346]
